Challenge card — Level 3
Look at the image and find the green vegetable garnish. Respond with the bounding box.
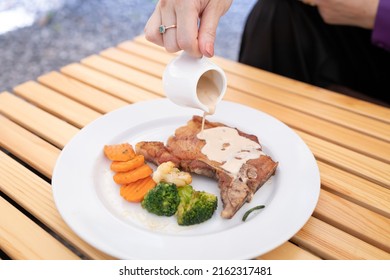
[242,205,265,222]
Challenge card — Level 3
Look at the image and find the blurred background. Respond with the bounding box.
[0,0,256,92]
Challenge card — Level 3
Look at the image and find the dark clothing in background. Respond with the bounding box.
[239,0,390,106]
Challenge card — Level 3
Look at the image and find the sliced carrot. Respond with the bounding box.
[110,154,145,172]
[103,143,135,161]
[120,176,156,202]
[113,164,153,185]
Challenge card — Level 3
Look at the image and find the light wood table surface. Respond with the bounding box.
[0,35,389,260]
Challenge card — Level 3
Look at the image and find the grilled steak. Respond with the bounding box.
[136,116,278,219]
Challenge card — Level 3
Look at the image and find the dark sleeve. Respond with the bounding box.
[372,0,390,51]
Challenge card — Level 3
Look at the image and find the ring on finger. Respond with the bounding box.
[159,24,176,34]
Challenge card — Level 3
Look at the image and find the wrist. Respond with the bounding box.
[360,0,380,29]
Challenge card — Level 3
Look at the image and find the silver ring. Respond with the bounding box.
[159,24,176,34]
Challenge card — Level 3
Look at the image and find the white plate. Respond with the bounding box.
[52,99,320,259]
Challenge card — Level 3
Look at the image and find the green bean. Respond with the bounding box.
[242,205,265,221]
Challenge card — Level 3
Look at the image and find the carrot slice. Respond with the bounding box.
[103,143,135,161]
[113,164,153,185]
[120,176,156,202]
[110,154,145,172]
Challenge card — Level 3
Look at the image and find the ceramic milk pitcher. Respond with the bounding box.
[163,52,227,114]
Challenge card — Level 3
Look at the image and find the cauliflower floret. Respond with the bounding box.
[153,161,192,187]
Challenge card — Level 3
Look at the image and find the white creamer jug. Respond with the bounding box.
[163,52,227,114]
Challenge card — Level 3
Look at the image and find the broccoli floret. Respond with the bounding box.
[142,182,180,216]
[176,185,218,226]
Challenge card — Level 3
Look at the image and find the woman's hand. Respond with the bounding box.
[144,0,233,57]
[301,0,379,29]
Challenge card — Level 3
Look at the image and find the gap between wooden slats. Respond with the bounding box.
[0,92,78,150]
[0,151,114,259]
[60,63,160,103]
[38,71,128,114]
[314,189,390,252]
[292,217,390,259]
[0,196,79,260]
[319,162,390,218]
[14,81,101,128]
[130,36,390,123]
[97,46,390,163]
[115,41,390,142]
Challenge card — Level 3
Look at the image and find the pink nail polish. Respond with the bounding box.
[205,43,214,57]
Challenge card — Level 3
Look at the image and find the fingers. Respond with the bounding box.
[144,3,164,47]
[197,8,219,57]
[160,0,180,53]
[176,4,202,57]
[145,0,199,55]
[144,1,180,53]
[144,0,232,57]
[198,0,233,57]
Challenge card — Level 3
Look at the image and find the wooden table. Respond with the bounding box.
[0,35,389,260]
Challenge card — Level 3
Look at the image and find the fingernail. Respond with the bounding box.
[204,42,214,57]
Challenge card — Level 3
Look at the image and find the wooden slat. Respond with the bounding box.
[257,242,321,260]
[0,151,113,259]
[118,39,390,142]
[100,47,164,78]
[319,161,390,218]
[292,217,390,259]
[314,189,390,252]
[38,71,128,113]
[297,130,389,188]
[132,36,390,123]
[0,92,78,149]
[118,40,174,67]
[14,81,101,128]
[0,115,60,178]
[81,55,164,96]
[61,63,160,103]
[0,196,79,260]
